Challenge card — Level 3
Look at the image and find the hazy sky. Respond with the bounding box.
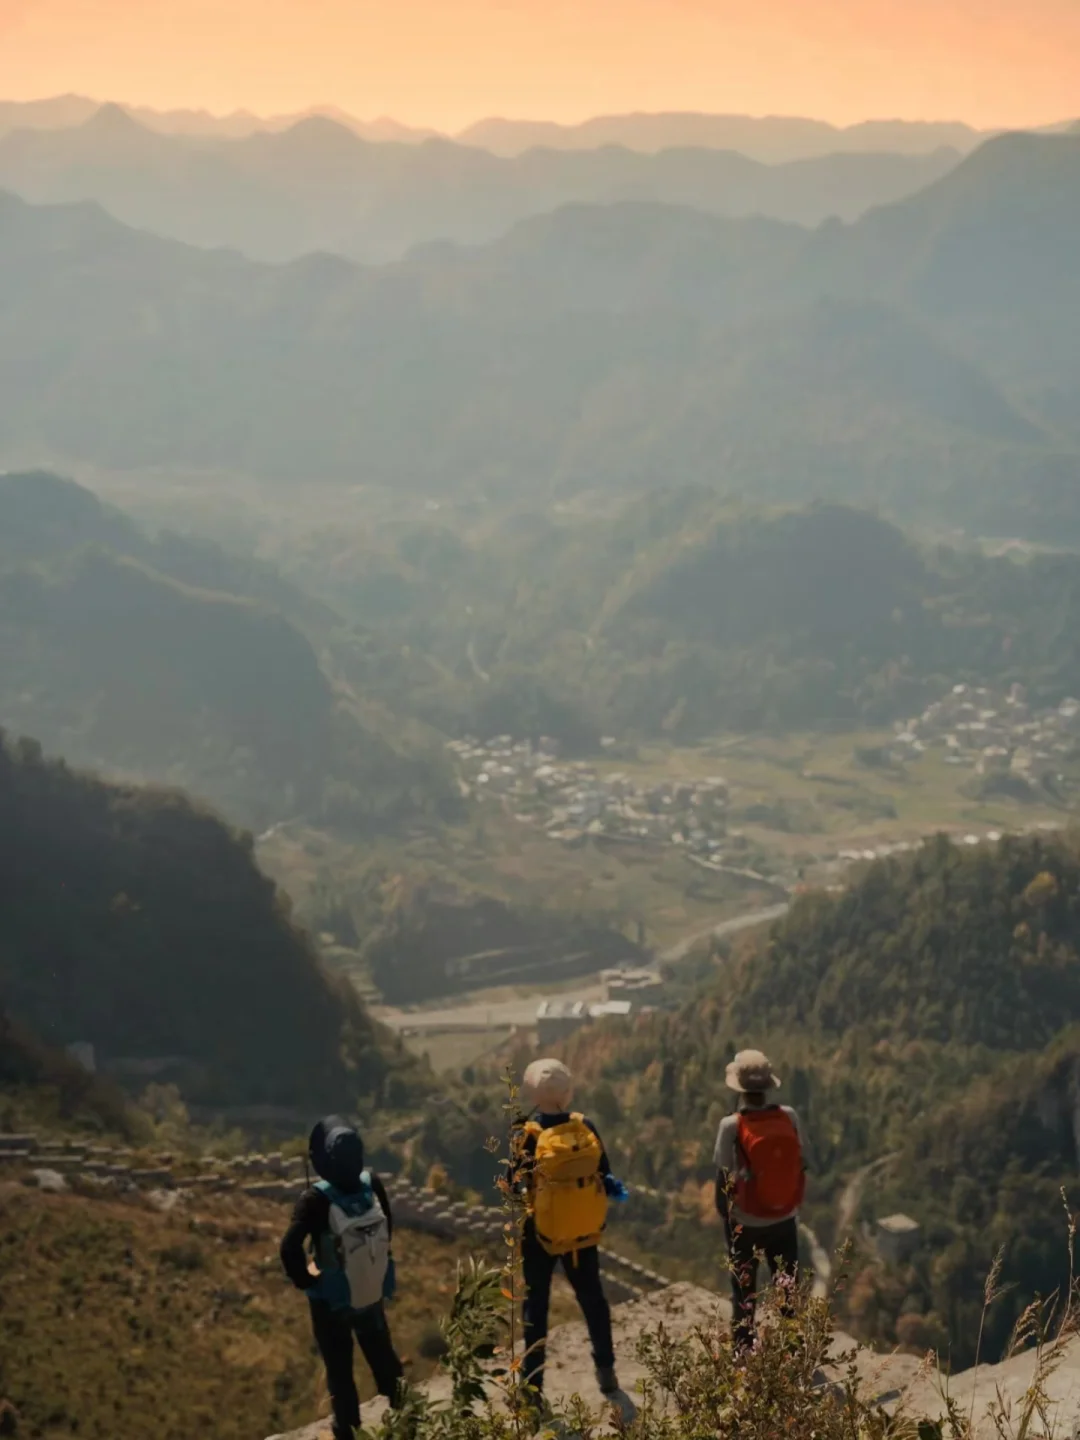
[1,0,1077,132]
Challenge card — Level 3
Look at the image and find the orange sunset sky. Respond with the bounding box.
[1,0,1077,133]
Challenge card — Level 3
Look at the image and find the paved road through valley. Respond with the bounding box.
[660,901,791,962]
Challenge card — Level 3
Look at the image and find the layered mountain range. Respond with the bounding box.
[0,103,963,262]
[1,130,1077,536]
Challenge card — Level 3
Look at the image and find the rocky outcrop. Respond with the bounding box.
[266,1280,1080,1440]
[265,1283,932,1440]
[267,1285,726,1439]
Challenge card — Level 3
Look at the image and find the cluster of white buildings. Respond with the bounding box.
[535,966,666,1042]
[890,683,1080,791]
[446,735,730,854]
[446,687,1079,901]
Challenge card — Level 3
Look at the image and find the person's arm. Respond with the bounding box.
[370,1172,394,1244]
[714,1118,737,1218]
[714,1169,731,1221]
[370,1171,398,1300]
[583,1119,612,1178]
[279,1188,329,1291]
[786,1107,811,1173]
[585,1119,631,1201]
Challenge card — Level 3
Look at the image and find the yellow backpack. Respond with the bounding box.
[525,1114,609,1257]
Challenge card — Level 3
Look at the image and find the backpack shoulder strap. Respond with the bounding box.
[738,1106,796,1152]
[735,1108,774,1160]
[734,1112,750,1165]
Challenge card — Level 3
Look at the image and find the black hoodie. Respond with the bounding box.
[279,1116,393,1294]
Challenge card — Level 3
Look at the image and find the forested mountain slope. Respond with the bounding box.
[0,471,454,828]
[0,729,427,1110]
[327,496,1080,742]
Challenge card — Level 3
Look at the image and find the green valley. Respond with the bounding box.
[4,81,1080,1416]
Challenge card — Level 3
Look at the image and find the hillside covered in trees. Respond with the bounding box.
[0,470,455,830]
[25,470,1080,789]
[0,728,428,1113]
[731,831,1080,1049]
[0,1006,141,1138]
[322,493,1080,744]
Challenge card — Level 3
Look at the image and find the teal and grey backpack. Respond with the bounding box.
[315,1170,390,1311]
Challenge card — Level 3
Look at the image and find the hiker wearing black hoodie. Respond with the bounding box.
[280,1117,404,1440]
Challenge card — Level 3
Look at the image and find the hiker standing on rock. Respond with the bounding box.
[279,1116,404,1440]
[714,1050,807,1351]
[511,1058,629,1408]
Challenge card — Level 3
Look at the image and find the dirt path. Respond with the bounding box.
[800,1222,832,1298]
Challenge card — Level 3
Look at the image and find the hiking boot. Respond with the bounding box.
[595,1365,620,1395]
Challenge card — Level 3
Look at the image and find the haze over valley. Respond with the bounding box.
[3,127,1080,545]
[3,11,1080,1429]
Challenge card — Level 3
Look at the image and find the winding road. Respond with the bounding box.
[837,1154,898,1239]
[660,901,791,962]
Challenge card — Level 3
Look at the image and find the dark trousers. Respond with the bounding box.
[724,1215,800,1351]
[521,1224,615,1395]
[310,1299,404,1438]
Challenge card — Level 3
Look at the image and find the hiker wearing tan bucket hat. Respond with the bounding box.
[724,1049,781,1095]
[713,1049,808,1351]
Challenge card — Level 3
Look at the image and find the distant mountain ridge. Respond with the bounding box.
[0,130,1077,535]
[0,104,962,262]
[4,96,1073,160]
[0,96,996,154]
[0,93,435,144]
[456,111,992,161]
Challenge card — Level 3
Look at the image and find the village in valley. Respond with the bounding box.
[370,685,1080,1073]
[889,682,1080,792]
[446,680,1079,893]
[447,734,733,855]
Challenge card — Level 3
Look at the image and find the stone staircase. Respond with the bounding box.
[2,1133,674,1304]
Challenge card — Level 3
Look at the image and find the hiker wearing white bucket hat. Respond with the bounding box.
[713,1049,808,1351]
[522,1057,575,1112]
[512,1058,630,1409]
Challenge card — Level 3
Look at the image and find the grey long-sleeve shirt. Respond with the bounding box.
[713,1104,808,1228]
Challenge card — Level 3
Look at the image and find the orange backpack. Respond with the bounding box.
[734,1108,805,1221]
